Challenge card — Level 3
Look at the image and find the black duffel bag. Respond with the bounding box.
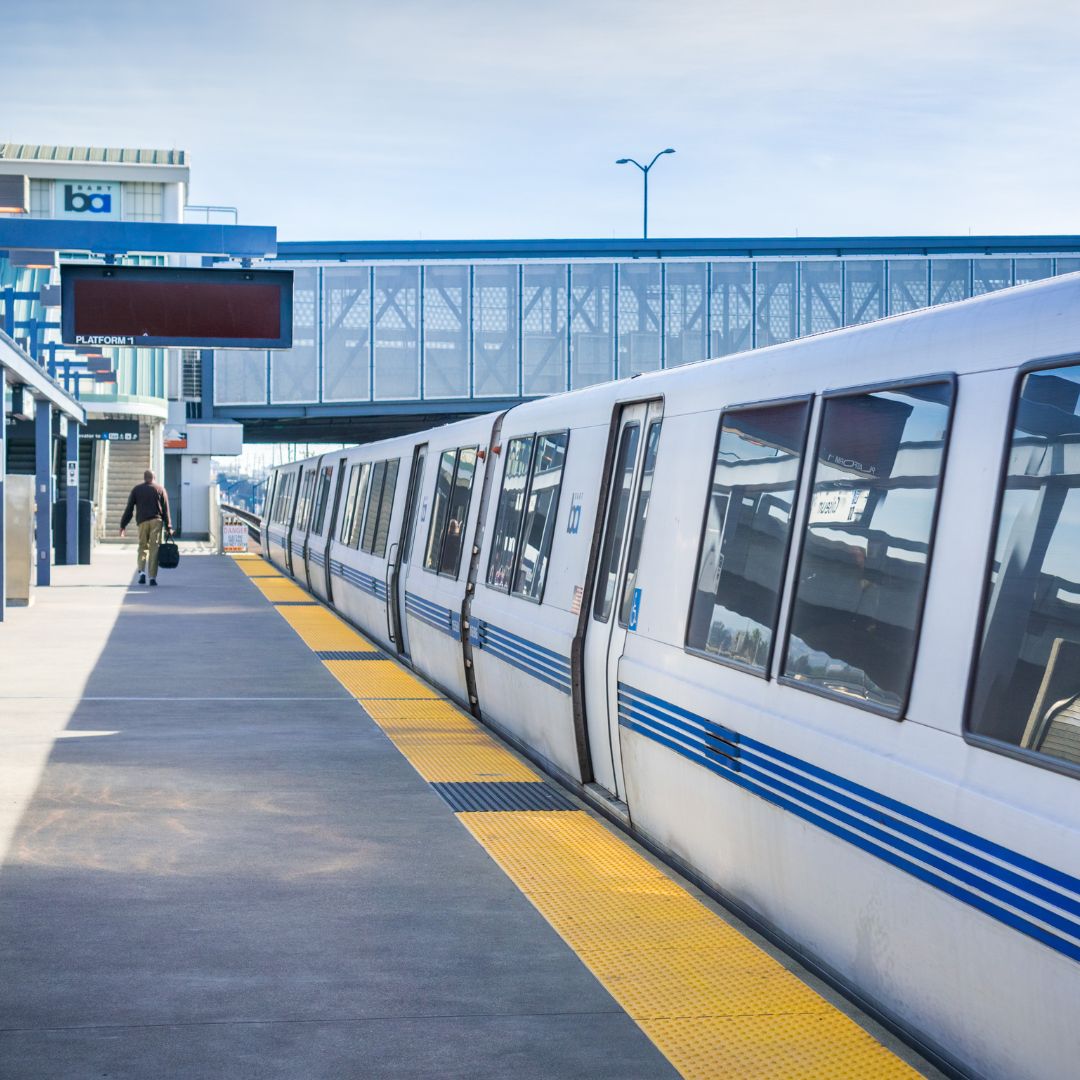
[158,529,180,570]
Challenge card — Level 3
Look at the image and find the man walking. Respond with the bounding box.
[119,469,173,586]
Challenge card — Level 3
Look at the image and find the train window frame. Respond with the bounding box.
[423,445,480,580]
[963,351,1080,781]
[264,471,278,526]
[485,429,570,606]
[485,435,536,594]
[348,462,373,550]
[360,460,388,554]
[618,420,662,628]
[311,465,334,536]
[274,471,295,525]
[682,394,813,679]
[295,469,316,532]
[593,421,643,624]
[776,373,957,720]
[372,458,400,558]
[510,430,569,604]
[338,465,361,543]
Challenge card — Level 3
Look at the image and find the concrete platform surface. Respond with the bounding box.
[0,550,676,1079]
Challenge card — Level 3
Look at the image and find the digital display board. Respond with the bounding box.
[61,265,293,349]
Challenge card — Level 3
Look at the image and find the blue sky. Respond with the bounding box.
[6,0,1080,240]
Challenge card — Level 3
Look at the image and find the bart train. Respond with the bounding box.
[262,273,1080,1080]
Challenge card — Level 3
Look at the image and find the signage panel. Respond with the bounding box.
[54,181,121,221]
[222,519,249,553]
[61,265,293,349]
[79,419,140,442]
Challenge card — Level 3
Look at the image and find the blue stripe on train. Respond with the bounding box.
[616,682,1080,964]
[329,559,387,600]
[471,618,571,695]
[404,591,459,638]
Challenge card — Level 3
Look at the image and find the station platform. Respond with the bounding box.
[0,549,942,1079]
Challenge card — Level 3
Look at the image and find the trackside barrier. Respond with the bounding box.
[220,502,261,552]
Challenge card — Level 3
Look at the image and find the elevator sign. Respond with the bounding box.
[54,181,121,220]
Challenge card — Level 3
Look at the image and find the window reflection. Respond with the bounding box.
[783,383,952,712]
[440,448,477,576]
[594,425,641,622]
[619,422,661,625]
[512,433,568,600]
[424,451,456,571]
[487,437,534,590]
[970,365,1080,768]
[687,401,809,671]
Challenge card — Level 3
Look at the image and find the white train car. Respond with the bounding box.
[262,275,1080,1080]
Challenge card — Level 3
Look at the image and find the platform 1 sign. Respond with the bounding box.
[222,518,248,553]
[61,265,293,350]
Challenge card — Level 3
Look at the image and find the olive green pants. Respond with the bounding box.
[137,519,164,578]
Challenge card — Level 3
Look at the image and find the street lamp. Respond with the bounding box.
[615,148,675,239]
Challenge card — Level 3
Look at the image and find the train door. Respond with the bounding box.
[388,443,427,657]
[582,399,663,799]
[301,457,326,592]
[323,458,349,603]
[283,468,304,577]
[262,470,278,542]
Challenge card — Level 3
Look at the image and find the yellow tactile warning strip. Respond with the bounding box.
[231,554,921,1079]
[232,556,282,578]
[459,812,919,1079]
[249,576,313,603]
[324,659,440,700]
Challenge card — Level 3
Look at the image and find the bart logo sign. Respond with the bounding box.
[55,181,120,220]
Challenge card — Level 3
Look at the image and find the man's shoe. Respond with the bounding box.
[149,578,158,587]
[138,573,147,585]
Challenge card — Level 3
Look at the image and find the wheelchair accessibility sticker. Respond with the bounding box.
[629,588,641,631]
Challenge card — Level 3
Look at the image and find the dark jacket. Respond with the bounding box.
[120,482,172,531]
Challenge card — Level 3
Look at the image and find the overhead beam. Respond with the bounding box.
[0,329,85,424]
[277,235,1080,263]
[0,219,276,259]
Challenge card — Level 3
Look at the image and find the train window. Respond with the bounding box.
[686,401,810,673]
[512,432,569,601]
[782,380,953,715]
[361,461,388,553]
[441,448,477,576]
[264,472,277,523]
[618,422,661,625]
[969,363,1080,772]
[487,436,535,591]
[295,470,316,531]
[269,475,282,522]
[270,475,283,523]
[338,466,361,542]
[594,423,641,622]
[347,463,372,549]
[373,459,400,557]
[402,448,426,564]
[273,473,294,524]
[311,466,333,536]
[424,446,479,578]
[424,450,457,571]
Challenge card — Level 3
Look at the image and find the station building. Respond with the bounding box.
[0,144,240,538]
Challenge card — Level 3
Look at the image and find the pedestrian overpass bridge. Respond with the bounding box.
[203,235,1080,442]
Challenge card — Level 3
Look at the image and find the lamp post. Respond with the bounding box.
[615,148,675,239]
